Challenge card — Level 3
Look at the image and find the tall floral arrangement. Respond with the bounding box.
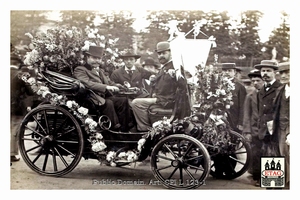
[23,25,121,75]
[193,64,235,118]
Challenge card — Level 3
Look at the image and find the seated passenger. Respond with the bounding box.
[131,41,191,131]
[141,57,160,94]
[74,46,130,131]
[110,49,154,99]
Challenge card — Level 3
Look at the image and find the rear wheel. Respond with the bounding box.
[209,130,252,179]
[150,134,210,189]
[18,104,84,177]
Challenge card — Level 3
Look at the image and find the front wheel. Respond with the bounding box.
[18,104,84,177]
[150,134,210,189]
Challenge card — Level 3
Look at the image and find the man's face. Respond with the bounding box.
[251,77,264,90]
[260,67,276,82]
[279,70,290,84]
[222,68,236,79]
[123,57,136,69]
[86,55,101,68]
[157,50,171,65]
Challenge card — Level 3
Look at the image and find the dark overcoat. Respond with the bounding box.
[257,80,282,140]
[243,89,259,136]
[74,65,116,106]
[152,61,191,118]
[228,78,247,129]
[110,66,153,97]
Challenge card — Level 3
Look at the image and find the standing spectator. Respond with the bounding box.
[273,62,290,188]
[252,60,282,186]
[242,69,264,176]
[10,54,34,162]
[220,63,247,133]
[110,49,153,99]
[74,46,130,131]
[131,41,190,131]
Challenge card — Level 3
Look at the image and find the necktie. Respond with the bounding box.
[127,70,133,77]
[265,83,271,91]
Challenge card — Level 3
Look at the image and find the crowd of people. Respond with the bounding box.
[10,41,290,189]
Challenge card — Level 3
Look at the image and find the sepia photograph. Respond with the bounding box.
[4,0,297,196]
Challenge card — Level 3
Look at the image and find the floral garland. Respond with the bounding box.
[20,72,149,166]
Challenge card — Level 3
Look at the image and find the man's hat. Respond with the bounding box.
[277,62,290,72]
[155,41,170,53]
[119,49,141,59]
[216,63,237,70]
[254,60,279,70]
[84,46,104,58]
[142,57,159,68]
[248,69,262,78]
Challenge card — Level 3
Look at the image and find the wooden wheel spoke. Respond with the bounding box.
[53,147,69,167]
[56,144,76,157]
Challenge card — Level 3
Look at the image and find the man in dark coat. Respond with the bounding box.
[110,49,153,99]
[74,46,130,131]
[251,60,282,186]
[220,63,247,133]
[272,62,290,188]
[242,69,264,177]
[131,41,190,131]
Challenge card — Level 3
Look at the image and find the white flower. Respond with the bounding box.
[88,32,96,38]
[78,106,89,115]
[106,151,115,162]
[91,141,107,152]
[95,132,103,140]
[65,30,73,38]
[106,48,112,54]
[118,152,126,158]
[89,121,98,130]
[66,100,74,108]
[100,35,105,40]
[85,118,93,125]
[137,138,146,152]
[27,77,36,85]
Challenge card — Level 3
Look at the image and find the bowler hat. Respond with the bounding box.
[217,63,237,70]
[254,60,278,70]
[155,41,170,53]
[142,57,159,68]
[277,62,290,72]
[84,46,104,58]
[119,49,141,59]
[248,69,261,78]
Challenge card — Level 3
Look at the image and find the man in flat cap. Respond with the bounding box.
[242,69,264,178]
[272,62,290,188]
[251,60,282,186]
[131,41,190,131]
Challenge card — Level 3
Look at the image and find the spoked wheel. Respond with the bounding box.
[18,104,84,177]
[209,130,252,180]
[150,134,210,189]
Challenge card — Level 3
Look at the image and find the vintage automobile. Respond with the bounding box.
[16,23,251,189]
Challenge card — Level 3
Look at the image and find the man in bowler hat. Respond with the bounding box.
[74,46,130,131]
[131,41,190,131]
[219,63,247,133]
[272,62,290,188]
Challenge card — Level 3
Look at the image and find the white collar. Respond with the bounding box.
[125,66,136,71]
